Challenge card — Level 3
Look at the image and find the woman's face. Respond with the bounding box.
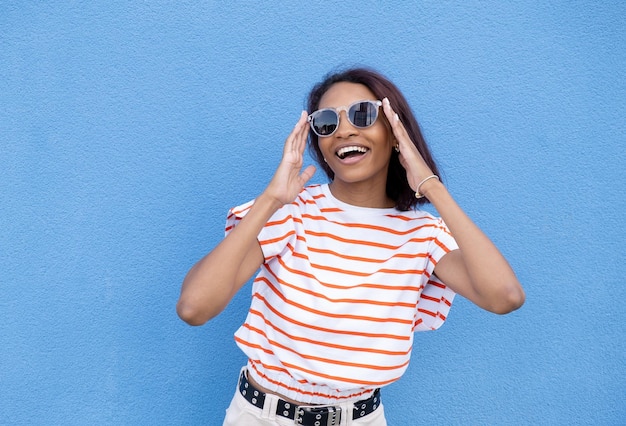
[316,82,394,188]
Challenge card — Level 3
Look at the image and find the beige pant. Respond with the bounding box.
[222,384,387,426]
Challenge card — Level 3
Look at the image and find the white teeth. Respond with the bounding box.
[336,146,368,158]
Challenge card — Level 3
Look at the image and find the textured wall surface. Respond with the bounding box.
[1,2,624,425]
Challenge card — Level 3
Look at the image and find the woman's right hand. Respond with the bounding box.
[263,111,316,207]
[177,112,317,326]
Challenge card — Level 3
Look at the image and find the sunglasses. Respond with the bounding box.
[308,100,383,137]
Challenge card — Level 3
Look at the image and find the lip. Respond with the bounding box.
[333,143,370,165]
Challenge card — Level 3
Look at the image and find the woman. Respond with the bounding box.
[177,67,525,425]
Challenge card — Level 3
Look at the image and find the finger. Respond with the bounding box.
[283,111,308,155]
[383,99,431,175]
[382,97,400,130]
[398,153,408,170]
[382,98,410,145]
[299,164,316,186]
[293,111,310,154]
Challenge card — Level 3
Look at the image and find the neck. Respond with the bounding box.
[328,180,395,208]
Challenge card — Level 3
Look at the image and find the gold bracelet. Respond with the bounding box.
[415,175,439,198]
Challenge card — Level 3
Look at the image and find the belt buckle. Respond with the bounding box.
[294,405,342,426]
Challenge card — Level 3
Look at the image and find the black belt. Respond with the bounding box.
[238,370,380,425]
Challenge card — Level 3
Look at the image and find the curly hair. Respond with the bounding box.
[307,67,441,211]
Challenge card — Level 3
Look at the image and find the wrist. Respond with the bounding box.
[414,174,440,199]
[256,191,286,213]
[419,179,446,199]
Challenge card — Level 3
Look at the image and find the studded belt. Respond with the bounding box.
[238,370,381,425]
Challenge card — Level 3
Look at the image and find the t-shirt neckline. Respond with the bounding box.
[321,184,400,215]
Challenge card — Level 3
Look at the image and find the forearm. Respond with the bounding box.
[423,180,525,313]
[177,111,315,325]
[177,192,281,325]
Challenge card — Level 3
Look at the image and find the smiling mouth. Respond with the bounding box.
[336,145,369,160]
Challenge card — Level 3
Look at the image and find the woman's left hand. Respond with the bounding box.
[381,99,525,314]
[381,97,435,195]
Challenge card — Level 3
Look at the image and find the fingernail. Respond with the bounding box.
[383,98,389,105]
[394,113,399,122]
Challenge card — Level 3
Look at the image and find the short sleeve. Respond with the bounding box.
[224,199,254,237]
[225,199,297,261]
[414,218,458,331]
[427,218,458,266]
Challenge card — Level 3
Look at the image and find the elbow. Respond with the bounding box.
[176,299,215,326]
[489,283,526,315]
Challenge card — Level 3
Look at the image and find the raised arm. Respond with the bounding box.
[382,98,525,314]
[176,111,316,325]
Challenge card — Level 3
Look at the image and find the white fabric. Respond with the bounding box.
[226,184,457,404]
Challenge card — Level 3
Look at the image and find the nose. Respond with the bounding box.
[334,111,358,138]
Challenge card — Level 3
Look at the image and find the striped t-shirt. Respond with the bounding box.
[225,184,458,404]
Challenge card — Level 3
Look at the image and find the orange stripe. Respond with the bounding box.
[433,237,453,253]
[265,214,293,227]
[224,215,241,233]
[248,308,411,356]
[248,356,402,389]
[264,266,417,311]
[384,213,432,221]
[248,361,374,402]
[264,214,304,228]
[420,294,441,303]
[280,249,427,283]
[276,254,424,292]
[253,292,411,341]
[280,359,403,387]
[427,279,446,289]
[258,276,414,325]
[295,193,314,205]
[412,318,423,330]
[278,248,428,280]
[234,336,275,356]
[230,203,252,216]
[241,323,409,371]
[320,207,343,213]
[417,308,437,318]
[305,230,434,250]
[259,230,295,246]
[302,213,443,236]
[307,246,429,264]
[310,262,426,277]
[290,241,427,265]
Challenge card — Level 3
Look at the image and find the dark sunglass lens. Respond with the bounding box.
[349,102,378,128]
[312,109,338,136]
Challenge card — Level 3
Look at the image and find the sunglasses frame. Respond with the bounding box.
[308,99,383,137]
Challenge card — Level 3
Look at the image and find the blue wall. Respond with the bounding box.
[1,2,624,425]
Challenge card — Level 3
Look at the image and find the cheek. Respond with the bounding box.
[317,140,335,164]
[380,120,394,143]
[370,123,393,147]
[318,139,332,156]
